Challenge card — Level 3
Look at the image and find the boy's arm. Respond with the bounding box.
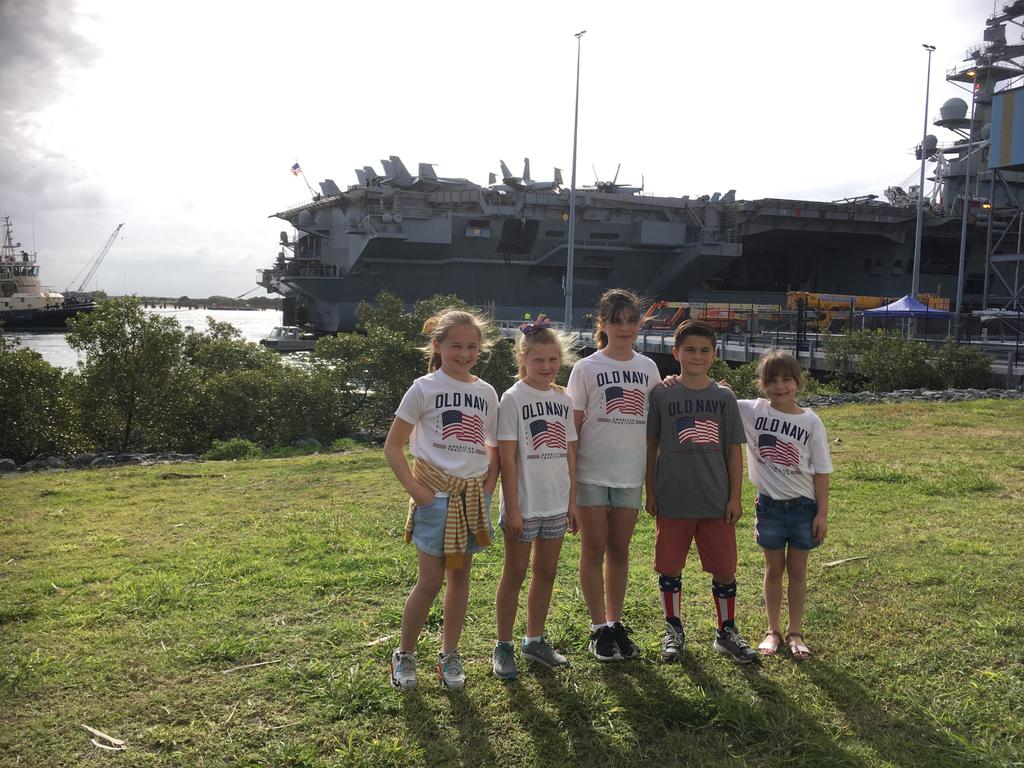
[645,436,660,517]
[498,441,522,537]
[383,417,435,506]
[812,472,830,542]
[725,443,743,524]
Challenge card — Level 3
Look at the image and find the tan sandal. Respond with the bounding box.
[757,630,782,656]
[786,632,812,661]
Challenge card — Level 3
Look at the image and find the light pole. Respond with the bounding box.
[955,70,980,319]
[564,29,586,329]
[911,43,936,302]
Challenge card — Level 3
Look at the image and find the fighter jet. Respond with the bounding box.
[498,158,563,192]
[584,164,644,195]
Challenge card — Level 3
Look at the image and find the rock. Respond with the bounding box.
[45,456,66,469]
[72,453,98,467]
[294,437,322,449]
[22,460,46,472]
[91,456,115,467]
[0,459,16,473]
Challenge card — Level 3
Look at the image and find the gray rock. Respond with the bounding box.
[45,456,66,468]
[72,453,98,467]
[91,456,115,467]
[0,459,16,473]
[294,437,322,449]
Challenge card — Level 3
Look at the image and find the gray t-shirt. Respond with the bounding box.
[647,380,746,518]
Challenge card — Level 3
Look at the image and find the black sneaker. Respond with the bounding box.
[588,625,619,662]
[611,622,640,659]
[660,622,686,662]
[713,626,759,664]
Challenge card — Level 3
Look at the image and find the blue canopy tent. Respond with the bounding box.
[863,295,953,338]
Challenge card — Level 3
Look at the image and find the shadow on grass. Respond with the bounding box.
[400,688,500,768]
[801,661,989,768]
[594,652,869,767]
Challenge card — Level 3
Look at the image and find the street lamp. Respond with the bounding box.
[955,68,980,318]
[564,29,586,328]
[911,43,936,303]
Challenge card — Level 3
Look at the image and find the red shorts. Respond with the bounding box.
[654,516,737,576]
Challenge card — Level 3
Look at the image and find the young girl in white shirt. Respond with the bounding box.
[492,315,578,679]
[383,309,499,691]
[735,350,832,661]
[566,289,660,661]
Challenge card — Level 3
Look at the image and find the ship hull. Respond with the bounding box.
[0,303,95,330]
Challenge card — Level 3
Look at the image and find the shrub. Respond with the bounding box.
[933,338,995,388]
[202,438,261,461]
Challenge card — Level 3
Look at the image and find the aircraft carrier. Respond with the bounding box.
[260,4,1024,333]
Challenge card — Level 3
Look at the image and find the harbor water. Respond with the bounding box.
[2,307,283,369]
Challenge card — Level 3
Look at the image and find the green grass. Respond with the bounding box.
[1,401,1022,767]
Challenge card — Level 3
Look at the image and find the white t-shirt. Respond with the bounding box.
[497,380,578,519]
[566,349,661,488]
[736,398,833,501]
[395,369,498,479]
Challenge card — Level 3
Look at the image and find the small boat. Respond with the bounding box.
[259,325,317,352]
[0,216,95,330]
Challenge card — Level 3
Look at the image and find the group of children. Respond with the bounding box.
[383,289,833,690]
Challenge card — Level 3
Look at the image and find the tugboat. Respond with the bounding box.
[0,216,96,329]
[259,325,317,352]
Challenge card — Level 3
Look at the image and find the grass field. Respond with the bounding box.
[2,400,1022,767]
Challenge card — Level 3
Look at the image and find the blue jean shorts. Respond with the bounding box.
[411,493,493,558]
[754,493,819,551]
[576,481,643,510]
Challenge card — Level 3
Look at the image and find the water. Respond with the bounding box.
[3,308,283,369]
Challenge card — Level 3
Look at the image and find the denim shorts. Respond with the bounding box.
[499,511,568,543]
[754,493,819,551]
[411,493,493,557]
[576,481,643,510]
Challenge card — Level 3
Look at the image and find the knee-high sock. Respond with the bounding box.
[659,574,682,626]
[712,580,737,630]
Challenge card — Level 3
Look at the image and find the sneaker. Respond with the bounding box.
[390,648,417,690]
[521,636,569,668]
[661,622,686,662]
[713,626,759,664]
[611,622,640,659]
[588,625,619,662]
[492,641,518,680]
[436,648,466,689]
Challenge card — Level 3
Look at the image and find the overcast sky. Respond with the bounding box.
[0,0,1002,298]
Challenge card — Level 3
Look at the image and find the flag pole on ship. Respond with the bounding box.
[291,161,318,198]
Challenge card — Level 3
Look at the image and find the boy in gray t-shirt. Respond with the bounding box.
[645,320,757,664]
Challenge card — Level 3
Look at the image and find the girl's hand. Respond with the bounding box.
[717,379,734,392]
[661,374,678,387]
[411,484,436,507]
[566,501,579,534]
[812,513,829,543]
[483,478,498,496]
[506,508,524,538]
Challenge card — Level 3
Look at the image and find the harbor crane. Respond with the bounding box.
[66,223,125,294]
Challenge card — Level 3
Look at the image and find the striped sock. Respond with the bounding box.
[712,580,737,631]
[658,573,682,625]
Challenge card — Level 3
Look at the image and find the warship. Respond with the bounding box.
[260,5,1024,333]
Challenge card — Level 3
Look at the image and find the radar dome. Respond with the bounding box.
[923,135,939,153]
[940,98,969,120]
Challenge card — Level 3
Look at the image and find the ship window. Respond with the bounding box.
[497,219,540,255]
[863,258,872,271]
[591,232,620,240]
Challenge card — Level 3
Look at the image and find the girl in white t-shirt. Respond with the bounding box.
[383,309,499,691]
[566,289,660,662]
[492,315,578,679]
[735,350,832,661]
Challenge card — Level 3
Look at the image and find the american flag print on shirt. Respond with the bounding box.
[675,416,719,446]
[757,433,800,467]
[441,409,485,444]
[605,386,646,416]
[529,419,567,450]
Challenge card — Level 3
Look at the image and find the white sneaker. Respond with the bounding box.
[390,648,417,690]
[437,648,466,690]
